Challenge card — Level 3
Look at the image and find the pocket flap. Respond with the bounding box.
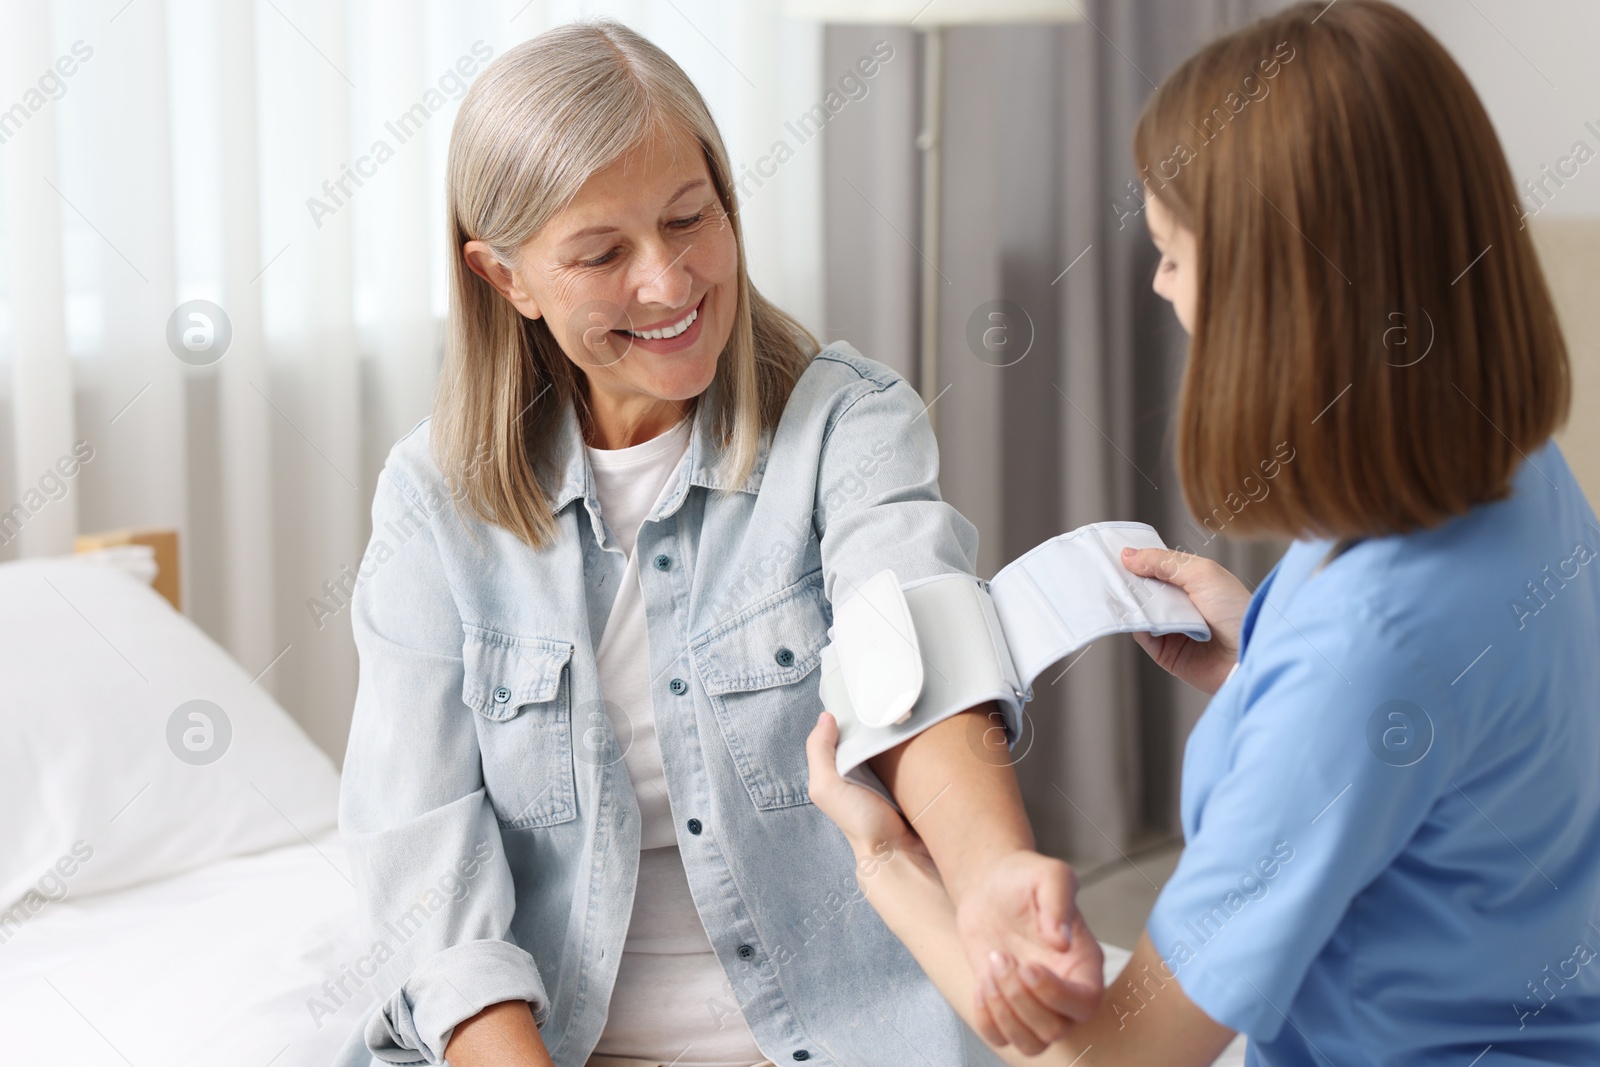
[692,572,828,696]
[462,626,574,720]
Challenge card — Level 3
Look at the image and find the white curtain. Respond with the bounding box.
[0,0,823,761]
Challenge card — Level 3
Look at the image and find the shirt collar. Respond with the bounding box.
[544,382,769,521]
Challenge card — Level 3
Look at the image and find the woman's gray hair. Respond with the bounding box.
[436,19,816,549]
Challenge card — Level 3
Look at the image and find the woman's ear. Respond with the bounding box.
[463,240,542,320]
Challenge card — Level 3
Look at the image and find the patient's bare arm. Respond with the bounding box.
[444,999,555,1067]
[866,705,1103,1044]
[865,704,1033,902]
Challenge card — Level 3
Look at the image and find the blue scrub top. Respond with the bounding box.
[1146,440,1600,1065]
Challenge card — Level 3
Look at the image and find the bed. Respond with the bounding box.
[0,830,370,1064]
[0,541,372,1065]
[0,537,1245,1066]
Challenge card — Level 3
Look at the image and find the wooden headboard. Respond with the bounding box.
[74,527,181,612]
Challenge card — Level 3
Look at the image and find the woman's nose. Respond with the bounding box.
[632,239,694,310]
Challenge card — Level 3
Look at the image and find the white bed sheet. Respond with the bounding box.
[0,836,1250,1067]
[0,829,371,1067]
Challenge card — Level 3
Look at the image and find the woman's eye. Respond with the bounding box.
[583,248,620,268]
[668,212,704,230]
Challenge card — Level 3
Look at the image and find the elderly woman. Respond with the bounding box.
[332,20,1099,1067]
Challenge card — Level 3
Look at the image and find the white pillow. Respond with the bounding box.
[0,558,340,912]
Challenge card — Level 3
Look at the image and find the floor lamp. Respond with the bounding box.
[785,0,1082,427]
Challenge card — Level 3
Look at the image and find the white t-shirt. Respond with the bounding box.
[585,418,766,1067]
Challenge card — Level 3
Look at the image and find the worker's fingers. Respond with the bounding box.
[806,711,916,851]
[979,962,1051,1055]
[1011,958,1099,1023]
[1120,546,1208,588]
[971,988,1005,1048]
[990,952,1073,1046]
[1033,861,1078,953]
[803,712,853,832]
[805,711,843,785]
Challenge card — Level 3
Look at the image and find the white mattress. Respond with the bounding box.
[0,830,372,1066]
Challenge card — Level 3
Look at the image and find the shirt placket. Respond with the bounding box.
[632,501,829,1065]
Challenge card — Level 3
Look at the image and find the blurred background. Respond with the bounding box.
[1,0,1595,943]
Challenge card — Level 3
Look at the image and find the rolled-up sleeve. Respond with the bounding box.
[813,369,1020,747]
[340,465,548,1064]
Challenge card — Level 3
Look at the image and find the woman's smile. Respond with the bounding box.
[613,293,706,354]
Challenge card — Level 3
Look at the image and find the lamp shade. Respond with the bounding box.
[784,0,1082,25]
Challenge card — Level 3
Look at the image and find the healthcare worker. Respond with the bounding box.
[806,1,1600,1064]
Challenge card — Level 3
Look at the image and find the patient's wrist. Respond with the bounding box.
[940,838,1034,908]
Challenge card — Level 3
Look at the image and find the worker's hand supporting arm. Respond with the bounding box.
[819,713,1236,1067]
[865,707,1103,1049]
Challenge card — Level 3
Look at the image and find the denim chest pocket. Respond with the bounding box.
[691,570,830,811]
[462,626,578,830]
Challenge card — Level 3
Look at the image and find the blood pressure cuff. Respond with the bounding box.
[823,521,1211,801]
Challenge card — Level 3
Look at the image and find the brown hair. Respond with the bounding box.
[1133,0,1570,539]
[436,21,817,549]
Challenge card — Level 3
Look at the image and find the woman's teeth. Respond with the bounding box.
[627,305,697,340]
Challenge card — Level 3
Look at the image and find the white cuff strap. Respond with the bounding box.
[988,521,1211,684]
[823,573,1026,795]
[824,521,1210,797]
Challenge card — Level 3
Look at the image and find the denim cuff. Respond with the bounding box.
[365,938,549,1064]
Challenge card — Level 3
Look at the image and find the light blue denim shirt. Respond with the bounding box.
[332,342,994,1067]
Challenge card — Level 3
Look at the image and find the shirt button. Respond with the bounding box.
[669,677,688,695]
[793,1052,810,1061]
[737,943,755,960]
[774,646,795,668]
[687,818,703,835]
[493,686,511,703]
[653,553,671,571]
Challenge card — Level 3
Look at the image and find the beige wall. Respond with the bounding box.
[1532,219,1600,504]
